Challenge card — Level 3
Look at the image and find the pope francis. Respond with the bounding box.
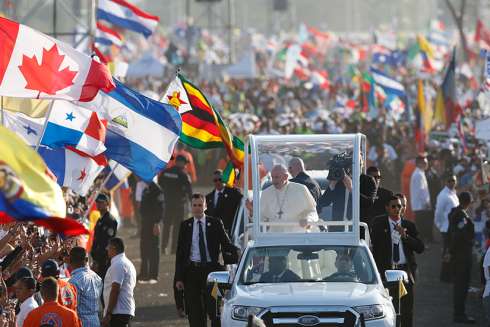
[260,164,319,232]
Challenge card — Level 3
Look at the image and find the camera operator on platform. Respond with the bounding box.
[317,153,353,227]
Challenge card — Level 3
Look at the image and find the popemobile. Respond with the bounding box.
[208,134,407,327]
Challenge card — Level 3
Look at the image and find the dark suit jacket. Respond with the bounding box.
[290,172,321,202]
[317,181,352,220]
[174,215,236,282]
[369,187,394,220]
[259,269,301,283]
[205,187,242,233]
[370,215,424,284]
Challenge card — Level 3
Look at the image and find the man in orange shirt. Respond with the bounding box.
[23,277,81,327]
[40,259,77,312]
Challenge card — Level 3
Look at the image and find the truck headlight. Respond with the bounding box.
[353,304,385,320]
[231,305,265,321]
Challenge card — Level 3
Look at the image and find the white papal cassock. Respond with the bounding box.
[260,181,318,232]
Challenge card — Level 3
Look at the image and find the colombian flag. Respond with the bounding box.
[163,74,244,185]
[0,126,88,236]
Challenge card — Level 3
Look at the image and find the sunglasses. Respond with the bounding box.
[213,178,222,182]
[391,204,402,209]
[373,175,382,180]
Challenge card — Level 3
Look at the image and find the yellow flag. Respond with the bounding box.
[417,80,433,134]
[211,281,220,300]
[1,97,49,118]
[399,280,408,298]
[417,34,434,59]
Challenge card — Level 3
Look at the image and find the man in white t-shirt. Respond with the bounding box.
[102,237,136,327]
[483,245,490,325]
[14,277,38,327]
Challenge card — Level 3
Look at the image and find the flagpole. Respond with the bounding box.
[82,162,119,221]
[35,100,54,152]
[0,96,4,126]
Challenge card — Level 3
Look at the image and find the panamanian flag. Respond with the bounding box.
[38,146,106,196]
[41,100,107,157]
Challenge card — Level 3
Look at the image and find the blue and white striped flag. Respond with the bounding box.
[370,67,406,98]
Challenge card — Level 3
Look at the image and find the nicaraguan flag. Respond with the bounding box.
[95,22,123,47]
[370,67,406,98]
[3,110,44,146]
[38,146,106,196]
[97,0,159,38]
[90,79,181,181]
[41,100,107,157]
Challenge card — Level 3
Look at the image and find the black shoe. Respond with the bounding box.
[454,315,476,324]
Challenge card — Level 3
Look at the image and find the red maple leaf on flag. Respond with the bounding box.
[18,44,78,97]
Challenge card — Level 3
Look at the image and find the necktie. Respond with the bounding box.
[393,223,400,263]
[215,191,221,207]
[198,221,207,263]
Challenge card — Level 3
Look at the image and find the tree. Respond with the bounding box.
[445,0,469,61]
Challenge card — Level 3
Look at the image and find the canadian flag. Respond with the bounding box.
[0,17,115,102]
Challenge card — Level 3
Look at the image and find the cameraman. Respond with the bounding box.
[317,154,353,229]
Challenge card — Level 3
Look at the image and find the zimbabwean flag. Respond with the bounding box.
[162,74,244,184]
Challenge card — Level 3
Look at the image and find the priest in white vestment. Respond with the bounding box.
[260,164,318,232]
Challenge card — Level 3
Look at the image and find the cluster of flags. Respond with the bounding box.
[0,15,189,235]
[0,9,247,233]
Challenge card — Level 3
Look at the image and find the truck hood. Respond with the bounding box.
[229,282,389,308]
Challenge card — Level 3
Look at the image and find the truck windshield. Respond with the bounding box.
[239,245,376,285]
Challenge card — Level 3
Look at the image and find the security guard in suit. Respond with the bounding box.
[175,193,238,327]
[90,193,118,278]
[205,169,242,234]
[159,155,193,254]
[370,194,424,327]
[448,191,476,324]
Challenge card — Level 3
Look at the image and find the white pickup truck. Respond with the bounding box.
[208,134,407,327]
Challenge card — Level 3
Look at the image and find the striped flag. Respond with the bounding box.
[162,74,244,185]
[95,22,123,47]
[97,0,159,38]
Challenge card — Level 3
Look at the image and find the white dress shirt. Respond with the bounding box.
[103,253,137,316]
[190,216,211,262]
[16,296,38,327]
[434,186,459,233]
[389,218,407,265]
[410,167,431,211]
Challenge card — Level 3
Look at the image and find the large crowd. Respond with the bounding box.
[2,13,490,327]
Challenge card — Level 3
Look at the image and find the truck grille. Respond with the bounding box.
[257,306,362,327]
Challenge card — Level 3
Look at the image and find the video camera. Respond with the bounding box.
[327,152,353,181]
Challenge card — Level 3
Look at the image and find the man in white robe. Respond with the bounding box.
[260,164,318,232]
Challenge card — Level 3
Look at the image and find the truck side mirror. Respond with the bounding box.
[384,270,408,283]
[207,271,231,290]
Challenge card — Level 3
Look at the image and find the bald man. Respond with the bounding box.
[289,157,321,202]
[260,164,318,232]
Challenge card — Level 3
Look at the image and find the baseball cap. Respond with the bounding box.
[41,259,60,277]
[95,193,110,203]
